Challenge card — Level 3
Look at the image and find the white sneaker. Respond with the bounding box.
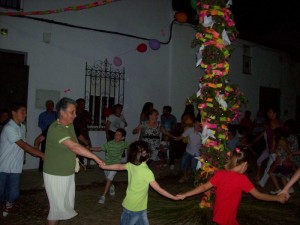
[3,211,9,217]
[98,196,105,204]
[109,185,115,196]
[270,189,282,195]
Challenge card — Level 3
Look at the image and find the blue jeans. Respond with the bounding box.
[120,208,149,225]
[0,172,21,204]
[180,152,198,172]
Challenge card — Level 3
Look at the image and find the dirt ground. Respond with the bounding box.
[1,158,300,225]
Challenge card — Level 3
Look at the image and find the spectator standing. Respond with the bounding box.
[73,98,92,167]
[105,104,127,141]
[139,102,153,124]
[160,105,177,169]
[240,110,253,137]
[0,109,10,134]
[38,100,57,132]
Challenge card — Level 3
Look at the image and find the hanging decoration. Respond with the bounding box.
[187,0,247,209]
[136,43,147,53]
[113,56,122,66]
[149,39,161,50]
[175,12,188,23]
[0,0,119,16]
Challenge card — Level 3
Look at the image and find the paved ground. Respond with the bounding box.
[1,158,300,225]
[0,162,184,225]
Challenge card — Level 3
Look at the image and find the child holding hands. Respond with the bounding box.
[91,128,129,204]
[176,149,287,225]
[100,141,179,225]
[280,168,300,197]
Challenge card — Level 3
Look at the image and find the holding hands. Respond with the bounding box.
[176,194,186,200]
[277,192,289,203]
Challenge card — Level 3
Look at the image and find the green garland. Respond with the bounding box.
[188,0,247,209]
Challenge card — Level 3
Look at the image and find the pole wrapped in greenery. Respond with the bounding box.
[188,0,247,208]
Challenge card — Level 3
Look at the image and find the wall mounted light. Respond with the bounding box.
[0,28,8,36]
[43,32,51,43]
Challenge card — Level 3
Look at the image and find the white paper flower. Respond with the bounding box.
[216,94,228,109]
[203,16,214,28]
[196,82,203,97]
[222,29,231,46]
[195,156,202,170]
[226,0,232,8]
[201,125,216,144]
[196,45,205,67]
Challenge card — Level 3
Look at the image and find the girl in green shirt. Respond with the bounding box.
[101,141,179,225]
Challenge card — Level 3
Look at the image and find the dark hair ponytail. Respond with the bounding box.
[127,141,152,165]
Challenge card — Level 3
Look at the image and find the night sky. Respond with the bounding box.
[172,0,300,61]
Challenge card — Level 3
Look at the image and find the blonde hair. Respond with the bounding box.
[225,150,247,170]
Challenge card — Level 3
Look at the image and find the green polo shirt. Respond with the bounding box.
[43,120,78,176]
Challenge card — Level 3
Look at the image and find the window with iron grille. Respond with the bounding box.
[0,0,22,10]
[243,45,252,74]
[85,59,125,130]
[243,55,252,74]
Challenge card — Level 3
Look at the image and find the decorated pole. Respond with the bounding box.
[188,0,247,208]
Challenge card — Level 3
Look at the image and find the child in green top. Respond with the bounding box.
[91,128,129,204]
[101,141,179,225]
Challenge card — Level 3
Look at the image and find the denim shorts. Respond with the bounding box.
[120,208,149,225]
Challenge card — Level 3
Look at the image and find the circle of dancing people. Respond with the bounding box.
[1,99,299,225]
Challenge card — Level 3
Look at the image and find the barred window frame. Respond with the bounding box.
[0,0,23,11]
[85,59,125,131]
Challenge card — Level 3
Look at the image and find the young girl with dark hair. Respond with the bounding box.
[101,141,179,225]
[176,149,287,225]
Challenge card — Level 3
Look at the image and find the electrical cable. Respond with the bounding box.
[15,15,177,45]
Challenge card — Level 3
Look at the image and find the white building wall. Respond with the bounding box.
[0,0,297,169]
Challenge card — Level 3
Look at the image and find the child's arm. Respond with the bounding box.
[16,140,44,159]
[150,181,179,200]
[77,134,91,147]
[174,135,183,141]
[176,181,213,200]
[105,120,111,139]
[280,168,300,196]
[90,147,101,152]
[101,163,126,171]
[132,124,141,134]
[160,126,176,139]
[249,188,286,203]
[34,133,46,149]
